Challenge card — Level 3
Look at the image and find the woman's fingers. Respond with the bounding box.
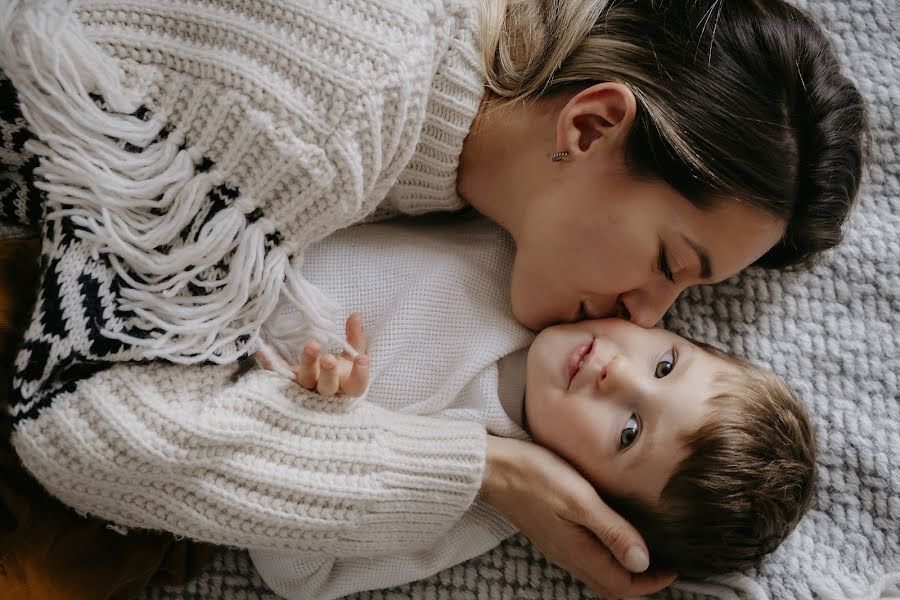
[295,341,321,389]
[622,569,678,598]
[341,355,369,396]
[316,354,340,396]
[577,490,650,573]
[565,533,676,600]
[479,436,675,600]
[343,312,367,357]
[563,530,628,599]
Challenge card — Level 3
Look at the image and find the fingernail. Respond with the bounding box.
[624,547,649,573]
[356,356,368,366]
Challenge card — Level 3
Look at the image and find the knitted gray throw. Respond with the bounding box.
[136,0,894,598]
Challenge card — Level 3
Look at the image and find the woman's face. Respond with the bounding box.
[460,83,786,330]
[509,166,785,329]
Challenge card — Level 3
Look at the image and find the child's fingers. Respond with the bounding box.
[316,354,340,396]
[254,350,273,371]
[341,355,369,397]
[255,344,295,380]
[343,312,367,357]
[294,341,321,389]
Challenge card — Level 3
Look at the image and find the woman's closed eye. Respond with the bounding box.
[655,348,676,378]
[657,244,674,283]
[619,414,640,450]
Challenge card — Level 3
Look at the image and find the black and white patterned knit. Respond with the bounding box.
[1,0,491,556]
[0,74,42,229]
[2,72,239,421]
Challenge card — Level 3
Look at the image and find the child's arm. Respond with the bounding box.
[256,312,369,398]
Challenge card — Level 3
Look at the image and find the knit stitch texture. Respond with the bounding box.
[252,218,534,600]
[137,0,900,598]
[0,0,483,387]
[1,0,498,566]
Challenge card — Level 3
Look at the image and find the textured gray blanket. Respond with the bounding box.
[133,0,894,598]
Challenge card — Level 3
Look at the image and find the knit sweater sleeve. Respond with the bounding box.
[11,362,486,553]
[4,0,489,555]
[249,501,517,600]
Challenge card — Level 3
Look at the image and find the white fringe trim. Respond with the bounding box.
[262,263,359,363]
[0,0,344,364]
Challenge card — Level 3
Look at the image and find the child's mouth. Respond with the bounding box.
[567,339,594,389]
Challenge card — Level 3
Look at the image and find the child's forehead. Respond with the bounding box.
[683,341,740,376]
[674,349,743,416]
[695,362,751,415]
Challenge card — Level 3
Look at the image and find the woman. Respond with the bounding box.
[0,0,865,597]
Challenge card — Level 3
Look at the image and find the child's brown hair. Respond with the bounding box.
[606,342,816,578]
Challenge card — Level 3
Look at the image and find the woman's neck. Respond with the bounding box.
[457,95,558,236]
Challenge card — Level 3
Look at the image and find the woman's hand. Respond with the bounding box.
[257,312,370,396]
[479,435,677,600]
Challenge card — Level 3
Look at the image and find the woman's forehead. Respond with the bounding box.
[675,199,786,282]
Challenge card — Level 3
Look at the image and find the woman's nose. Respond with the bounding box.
[620,284,684,328]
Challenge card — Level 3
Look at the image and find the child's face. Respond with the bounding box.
[524,318,731,506]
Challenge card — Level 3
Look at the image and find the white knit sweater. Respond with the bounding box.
[0,0,499,555]
[252,217,534,599]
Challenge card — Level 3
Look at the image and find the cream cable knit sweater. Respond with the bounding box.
[252,218,534,599]
[0,0,494,553]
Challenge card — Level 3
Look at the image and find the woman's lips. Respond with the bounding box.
[567,340,594,389]
[577,302,588,321]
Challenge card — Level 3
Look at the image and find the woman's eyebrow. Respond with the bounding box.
[681,234,712,280]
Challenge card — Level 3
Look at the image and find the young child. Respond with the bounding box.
[251,216,816,600]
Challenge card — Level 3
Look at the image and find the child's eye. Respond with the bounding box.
[655,349,676,378]
[619,415,640,450]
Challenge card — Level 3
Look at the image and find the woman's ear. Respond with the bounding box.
[555,83,637,159]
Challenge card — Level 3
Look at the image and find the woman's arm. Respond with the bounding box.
[11,362,486,555]
[480,435,677,599]
[249,500,515,600]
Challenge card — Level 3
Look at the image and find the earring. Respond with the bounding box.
[551,151,570,163]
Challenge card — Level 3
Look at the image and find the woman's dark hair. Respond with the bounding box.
[479,0,868,268]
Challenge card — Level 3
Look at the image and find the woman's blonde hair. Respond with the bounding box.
[477,0,867,269]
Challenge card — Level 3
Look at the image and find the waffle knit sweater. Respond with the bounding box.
[0,0,495,553]
[253,218,534,599]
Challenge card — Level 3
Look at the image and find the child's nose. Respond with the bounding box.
[596,355,624,388]
[596,354,645,397]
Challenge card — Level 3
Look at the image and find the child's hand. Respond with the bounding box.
[257,313,370,397]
